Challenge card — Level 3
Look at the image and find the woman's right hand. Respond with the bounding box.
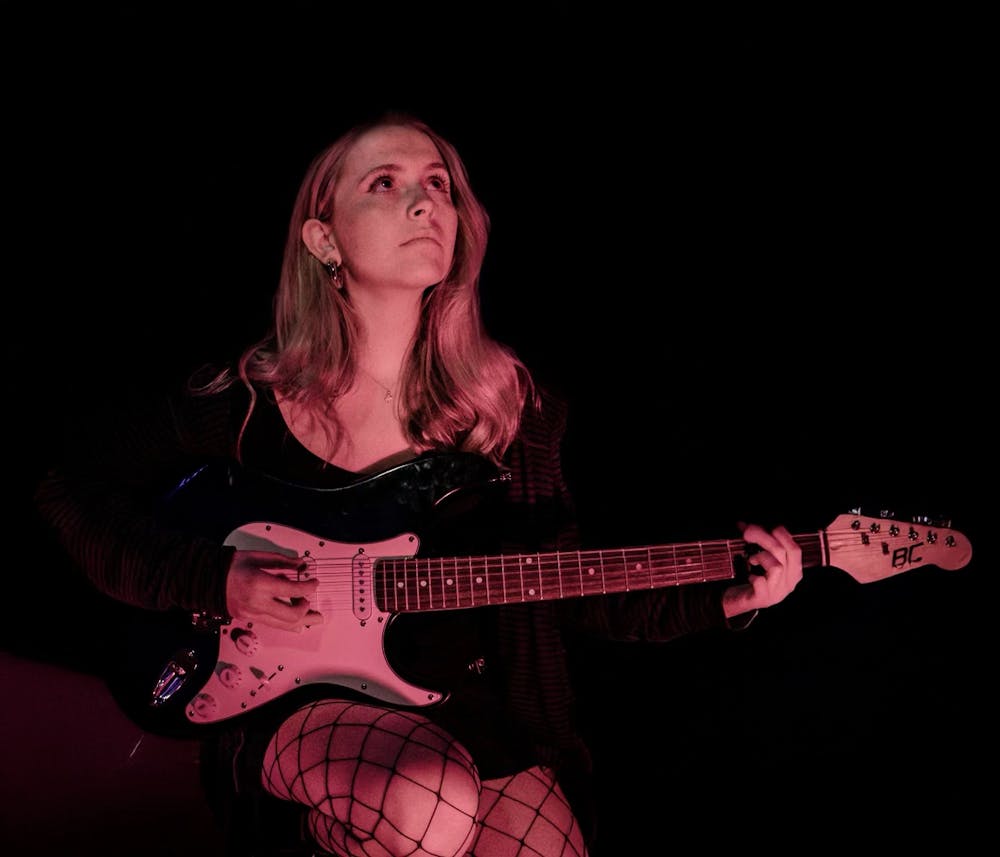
[225,550,323,632]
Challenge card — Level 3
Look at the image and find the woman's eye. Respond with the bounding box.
[368,173,450,193]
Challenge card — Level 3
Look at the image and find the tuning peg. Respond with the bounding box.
[847,507,897,519]
[911,513,953,528]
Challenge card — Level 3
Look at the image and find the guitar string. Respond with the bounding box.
[274,526,964,597]
[290,529,960,575]
[253,534,965,616]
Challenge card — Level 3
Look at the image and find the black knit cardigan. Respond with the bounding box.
[34,371,734,847]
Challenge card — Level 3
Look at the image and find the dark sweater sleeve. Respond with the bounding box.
[33,382,240,616]
[522,387,732,642]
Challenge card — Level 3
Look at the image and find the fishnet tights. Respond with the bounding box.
[261,700,588,857]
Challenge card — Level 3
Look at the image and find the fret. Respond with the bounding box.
[600,549,625,593]
[447,556,461,607]
[674,541,707,583]
[573,550,602,596]
[520,554,542,602]
[562,550,582,598]
[485,556,496,604]
[408,558,422,610]
[427,559,448,609]
[499,552,508,604]
[664,543,679,586]
[463,556,475,606]
[621,547,653,589]
[437,556,448,610]
[478,555,490,605]
[422,558,435,608]
[454,556,467,608]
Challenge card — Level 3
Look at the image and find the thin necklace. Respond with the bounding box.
[358,367,395,404]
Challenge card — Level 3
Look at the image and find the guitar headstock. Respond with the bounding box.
[824,511,973,583]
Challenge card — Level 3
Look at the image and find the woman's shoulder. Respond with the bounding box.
[156,360,257,449]
[521,372,570,436]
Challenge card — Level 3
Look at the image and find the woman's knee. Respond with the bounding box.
[304,754,480,857]
[261,701,482,855]
[379,737,481,854]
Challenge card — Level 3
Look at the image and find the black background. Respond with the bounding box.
[6,5,992,855]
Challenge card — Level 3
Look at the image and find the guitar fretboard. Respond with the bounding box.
[375,534,827,612]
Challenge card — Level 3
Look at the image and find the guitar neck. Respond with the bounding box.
[374,531,827,613]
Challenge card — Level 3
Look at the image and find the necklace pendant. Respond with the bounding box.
[384,390,393,404]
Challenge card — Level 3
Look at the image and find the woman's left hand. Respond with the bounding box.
[721,522,803,618]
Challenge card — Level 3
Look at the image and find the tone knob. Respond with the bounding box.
[217,662,243,689]
[188,693,218,720]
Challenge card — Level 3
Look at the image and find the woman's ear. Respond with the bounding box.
[301,218,341,265]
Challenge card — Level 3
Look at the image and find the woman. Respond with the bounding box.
[34,111,802,856]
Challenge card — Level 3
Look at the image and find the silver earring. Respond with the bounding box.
[324,260,343,289]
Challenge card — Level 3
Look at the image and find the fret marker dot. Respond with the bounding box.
[528,588,536,596]
[633,563,644,571]
[475,576,484,584]
[525,557,534,565]
[396,582,404,589]
[587,568,596,575]
[445,578,454,586]
[419,580,427,588]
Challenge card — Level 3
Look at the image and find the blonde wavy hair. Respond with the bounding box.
[198,111,535,465]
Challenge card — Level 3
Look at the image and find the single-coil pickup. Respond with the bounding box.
[353,550,375,620]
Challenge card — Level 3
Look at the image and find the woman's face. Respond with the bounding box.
[331,124,459,295]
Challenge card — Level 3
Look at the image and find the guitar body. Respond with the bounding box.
[108,452,509,737]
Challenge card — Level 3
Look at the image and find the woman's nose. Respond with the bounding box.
[407,187,433,218]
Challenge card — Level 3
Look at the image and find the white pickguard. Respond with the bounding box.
[185,522,442,726]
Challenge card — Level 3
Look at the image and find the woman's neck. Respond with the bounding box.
[353,290,423,385]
